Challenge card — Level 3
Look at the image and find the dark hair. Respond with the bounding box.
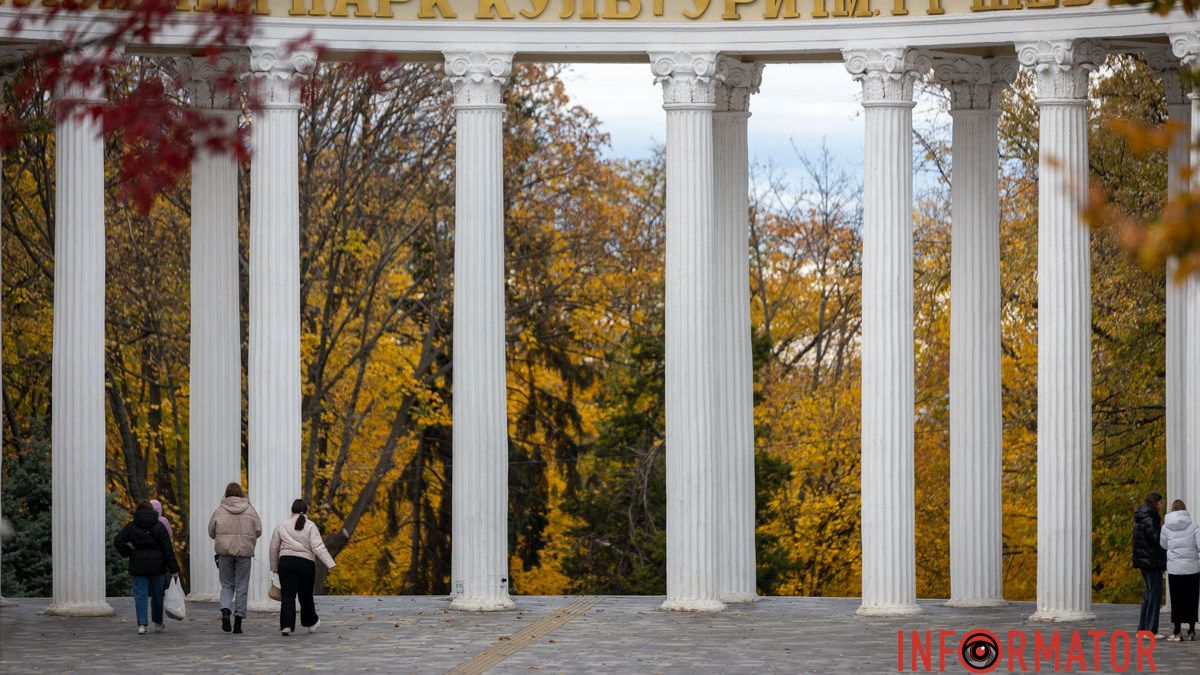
[291,499,308,531]
[136,500,153,511]
[1173,499,1187,512]
[224,482,245,499]
[1145,492,1164,509]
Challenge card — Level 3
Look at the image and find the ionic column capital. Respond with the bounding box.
[1016,40,1105,103]
[1170,31,1200,102]
[1171,30,1200,69]
[245,46,315,110]
[714,57,763,114]
[53,45,123,106]
[0,45,34,87]
[843,47,929,106]
[1138,44,1187,107]
[651,51,719,109]
[176,53,249,112]
[931,55,1017,112]
[444,51,513,109]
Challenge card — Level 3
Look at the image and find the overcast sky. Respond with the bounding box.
[558,62,866,187]
[558,62,950,194]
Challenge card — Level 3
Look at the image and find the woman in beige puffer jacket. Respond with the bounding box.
[208,482,262,633]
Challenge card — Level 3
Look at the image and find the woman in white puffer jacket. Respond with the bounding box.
[1160,500,1200,641]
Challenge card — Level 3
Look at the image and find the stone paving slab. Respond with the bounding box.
[1,596,1197,673]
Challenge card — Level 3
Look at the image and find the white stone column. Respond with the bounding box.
[0,45,32,609]
[843,47,927,617]
[1171,31,1200,515]
[1147,44,1191,516]
[651,51,725,612]
[245,47,314,611]
[1018,39,1105,623]
[933,56,1015,608]
[444,51,515,612]
[46,48,116,617]
[182,54,245,602]
[712,56,762,605]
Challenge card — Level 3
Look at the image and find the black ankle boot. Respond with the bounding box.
[233,615,243,634]
[221,608,232,633]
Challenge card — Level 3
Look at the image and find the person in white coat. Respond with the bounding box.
[1160,499,1200,641]
[269,499,336,636]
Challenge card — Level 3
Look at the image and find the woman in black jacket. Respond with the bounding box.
[114,500,180,634]
[1132,492,1167,636]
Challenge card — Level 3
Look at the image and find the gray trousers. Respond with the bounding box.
[218,554,253,618]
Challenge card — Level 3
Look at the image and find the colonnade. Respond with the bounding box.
[0,31,1197,617]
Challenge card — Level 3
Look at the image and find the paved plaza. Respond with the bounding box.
[2,596,1198,673]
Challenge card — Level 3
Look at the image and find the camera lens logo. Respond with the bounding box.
[958,629,1001,673]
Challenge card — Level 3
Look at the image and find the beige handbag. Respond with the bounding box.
[268,574,282,602]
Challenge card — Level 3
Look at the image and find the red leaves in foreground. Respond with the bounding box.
[3,1,258,212]
[3,5,406,213]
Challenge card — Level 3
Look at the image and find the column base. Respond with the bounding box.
[856,602,923,617]
[661,598,726,612]
[44,601,114,617]
[187,593,220,603]
[0,596,11,607]
[1029,608,1096,622]
[719,592,758,604]
[946,597,1008,608]
[450,595,515,612]
[248,600,279,613]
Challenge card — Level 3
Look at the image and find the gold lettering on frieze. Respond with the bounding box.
[476,0,516,17]
[762,0,799,18]
[604,0,641,18]
[832,0,875,16]
[722,0,754,19]
[167,0,1103,21]
[520,0,550,17]
[375,0,411,16]
[683,0,711,18]
[970,0,1021,10]
[418,0,456,17]
[559,0,601,17]
[331,0,373,15]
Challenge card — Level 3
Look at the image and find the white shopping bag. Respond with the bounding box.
[164,577,187,620]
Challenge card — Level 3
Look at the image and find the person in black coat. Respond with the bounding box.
[114,501,180,634]
[1132,491,1167,636]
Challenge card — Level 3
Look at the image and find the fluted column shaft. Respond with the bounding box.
[935,57,1013,608]
[1019,39,1102,623]
[46,52,115,617]
[1166,94,1190,512]
[652,51,725,612]
[185,55,244,602]
[713,57,762,605]
[445,51,515,612]
[844,47,924,617]
[712,57,762,605]
[246,48,314,610]
[1172,31,1200,519]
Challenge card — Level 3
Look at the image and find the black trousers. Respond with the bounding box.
[1169,572,1200,629]
[278,555,318,631]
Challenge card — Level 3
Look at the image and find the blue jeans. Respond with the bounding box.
[1139,568,1163,634]
[132,574,166,626]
